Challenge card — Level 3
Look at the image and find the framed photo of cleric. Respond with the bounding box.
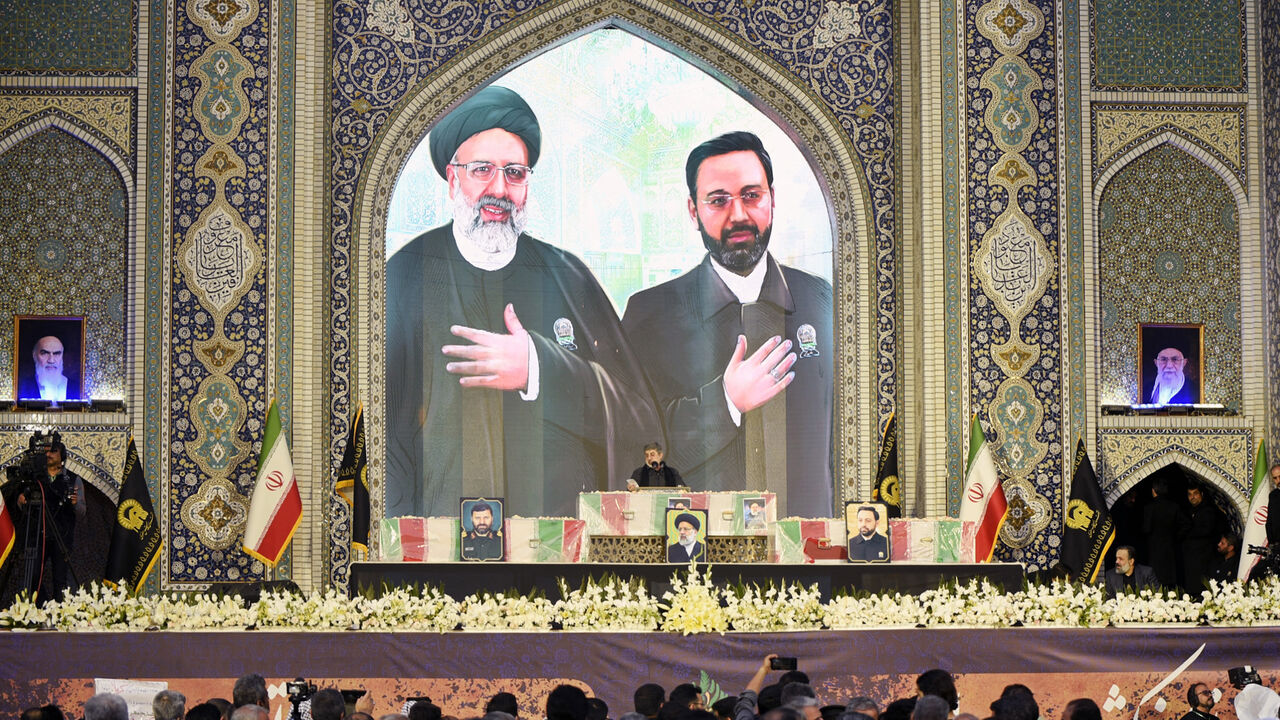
[1138,323,1203,406]
[844,501,890,563]
[13,315,85,402]
[666,508,707,563]
[459,497,504,561]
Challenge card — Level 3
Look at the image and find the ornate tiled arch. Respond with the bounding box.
[1093,132,1248,213]
[347,0,877,539]
[0,116,135,198]
[1098,426,1251,522]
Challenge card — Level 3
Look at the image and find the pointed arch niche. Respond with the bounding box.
[350,0,876,524]
[1095,142,1242,411]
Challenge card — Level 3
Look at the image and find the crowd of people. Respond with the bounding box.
[17,657,1262,720]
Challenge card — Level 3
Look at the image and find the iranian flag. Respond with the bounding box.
[958,414,1008,562]
[1238,440,1269,582]
[0,488,14,568]
[243,400,302,566]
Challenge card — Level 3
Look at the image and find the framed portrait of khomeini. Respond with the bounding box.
[13,315,85,402]
[1138,323,1203,405]
[844,501,890,563]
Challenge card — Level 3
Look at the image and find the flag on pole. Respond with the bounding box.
[335,403,369,552]
[1238,440,1269,582]
[104,436,162,592]
[872,413,902,518]
[243,399,302,566]
[0,486,14,570]
[1059,439,1114,583]
[958,414,1007,562]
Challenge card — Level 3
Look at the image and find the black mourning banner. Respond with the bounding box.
[1060,439,1115,584]
[105,437,162,593]
[336,404,370,551]
[872,413,902,518]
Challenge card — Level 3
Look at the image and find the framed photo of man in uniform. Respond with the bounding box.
[1138,323,1203,405]
[13,315,85,402]
[665,508,707,563]
[845,501,890,563]
[460,497,505,561]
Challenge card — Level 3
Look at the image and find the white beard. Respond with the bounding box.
[679,535,696,548]
[34,366,67,400]
[451,190,527,257]
[1150,372,1185,404]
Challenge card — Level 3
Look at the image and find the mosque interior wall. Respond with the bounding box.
[0,0,1272,590]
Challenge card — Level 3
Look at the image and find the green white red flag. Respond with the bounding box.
[1238,440,1269,582]
[243,399,302,566]
[958,414,1007,562]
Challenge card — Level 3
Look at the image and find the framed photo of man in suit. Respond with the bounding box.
[845,501,890,563]
[666,508,707,563]
[13,315,85,402]
[1138,323,1203,405]
[460,497,505,561]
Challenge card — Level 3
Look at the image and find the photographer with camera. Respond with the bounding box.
[2,432,85,601]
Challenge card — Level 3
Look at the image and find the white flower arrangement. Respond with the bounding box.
[0,591,51,629]
[555,576,662,631]
[1104,588,1202,624]
[355,586,460,631]
[660,564,728,635]
[13,573,1280,634]
[458,592,555,630]
[823,591,924,628]
[253,588,363,629]
[723,581,824,631]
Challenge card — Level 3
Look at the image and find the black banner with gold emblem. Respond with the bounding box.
[872,413,902,518]
[336,404,369,551]
[1060,439,1114,584]
[105,436,162,593]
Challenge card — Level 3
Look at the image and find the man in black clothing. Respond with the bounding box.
[384,85,659,518]
[1179,683,1219,720]
[1207,533,1240,585]
[1267,464,1280,545]
[628,442,683,489]
[622,131,833,517]
[462,500,503,560]
[1142,478,1179,587]
[1104,545,1160,597]
[1180,485,1223,591]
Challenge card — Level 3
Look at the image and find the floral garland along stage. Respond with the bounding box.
[4,567,1280,633]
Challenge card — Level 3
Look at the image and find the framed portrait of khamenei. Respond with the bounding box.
[13,315,85,402]
[1138,323,1203,405]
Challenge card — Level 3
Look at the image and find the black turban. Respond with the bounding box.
[674,512,701,531]
[429,85,542,179]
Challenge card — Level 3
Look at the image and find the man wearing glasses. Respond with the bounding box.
[622,131,833,517]
[385,86,658,518]
[1179,684,1219,720]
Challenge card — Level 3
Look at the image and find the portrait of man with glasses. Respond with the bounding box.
[621,131,834,517]
[384,85,659,519]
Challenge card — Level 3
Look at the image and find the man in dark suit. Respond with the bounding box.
[1104,545,1161,597]
[627,442,683,489]
[384,86,659,518]
[847,505,889,562]
[622,131,833,518]
[667,512,705,563]
[1142,478,1179,587]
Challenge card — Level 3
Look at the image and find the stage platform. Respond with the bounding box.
[2,627,1276,720]
[347,561,1026,599]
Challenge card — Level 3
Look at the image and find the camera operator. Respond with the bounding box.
[13,439,84,599]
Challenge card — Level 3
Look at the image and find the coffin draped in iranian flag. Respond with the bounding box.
[377,516,459,561]
[771,517,848,563]
[502,516,586,563]
[888,518,977,562]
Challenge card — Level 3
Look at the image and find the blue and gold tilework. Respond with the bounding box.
[1092,0,1245,92]
[1098,145,1241,412]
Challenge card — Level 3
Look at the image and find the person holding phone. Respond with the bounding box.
[733,654,799,720]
